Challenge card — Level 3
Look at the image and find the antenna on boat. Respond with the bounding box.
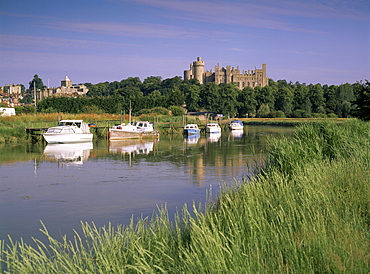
[129,100,132,124]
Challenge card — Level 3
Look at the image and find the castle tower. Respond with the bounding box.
[61,76,72,87]
[192,57,205,84]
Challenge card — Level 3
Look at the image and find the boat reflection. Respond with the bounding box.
[109,140,155,155]
[184,134,200,145]
[230,129,243,138]
[207,132,221,142]
[43,142,93,165]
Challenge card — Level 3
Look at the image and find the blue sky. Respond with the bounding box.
[1,0,369,88]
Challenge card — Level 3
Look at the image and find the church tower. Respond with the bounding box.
[61,76,72,87]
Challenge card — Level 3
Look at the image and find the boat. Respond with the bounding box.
[206,122,221,133]
[42,120,93,144]
[229,120,244,130]
[108,121,159,140]
[183,124,201,135]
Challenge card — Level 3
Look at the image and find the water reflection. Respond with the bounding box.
[43,142,93,164]
[230,129,243,138]
[109,140,155,155]
[184,134,200,145]
[207,132,221,142]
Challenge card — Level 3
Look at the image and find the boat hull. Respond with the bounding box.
[42,133,93,144]
[183,129,201,135]
[230,125,243,130]
[108,130,159,140]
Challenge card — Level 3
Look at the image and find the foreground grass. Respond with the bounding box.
[1,120,369,273]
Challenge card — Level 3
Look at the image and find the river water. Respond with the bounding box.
[0,126,294,244]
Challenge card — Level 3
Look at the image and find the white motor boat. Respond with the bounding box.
[206,122,221,133]
[42,120,93,144]
[229,120,244,130]
[183,124,201,135]
[108,121,159,140]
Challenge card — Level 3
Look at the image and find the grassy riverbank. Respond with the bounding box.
[0,113,196,143]
[0,113,347,143]
[1,119,369,272]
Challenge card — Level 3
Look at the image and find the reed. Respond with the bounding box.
[1,120,369,272]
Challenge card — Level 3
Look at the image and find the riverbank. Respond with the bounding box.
[0,113,348,144]
[1,119,368,272]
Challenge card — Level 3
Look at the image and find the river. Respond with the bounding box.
[0,126,294,244]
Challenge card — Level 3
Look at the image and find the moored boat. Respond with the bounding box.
[206,122,221,133]
[108,121,159,140]
[183,124,201,135]
[42,120,93,144]
[229,120,244,130]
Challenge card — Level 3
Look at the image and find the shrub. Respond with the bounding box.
[168,105,185,116]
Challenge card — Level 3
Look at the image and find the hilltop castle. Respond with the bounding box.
[184,57,268,89]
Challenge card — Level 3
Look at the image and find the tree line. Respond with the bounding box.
[27,75,370,120]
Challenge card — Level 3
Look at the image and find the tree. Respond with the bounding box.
[275,86,294,116]
[184,85,201,112]
[293,85,312,115]
[256,104,270,118]
[168,87,185,107]
[352,80,370,120]
[255,85,276,111]
[238,87,256,117]
[142,76,162,95]
[309,84,325,114]
[29,74,46,91]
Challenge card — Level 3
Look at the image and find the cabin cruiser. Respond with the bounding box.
[206,122,221,133]
[229,120,244,130]
[108,121,159,140]
[183,124,201,135]
[42,120,93,144]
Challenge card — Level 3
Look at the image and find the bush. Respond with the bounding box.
[268,110,285,118]
[168,106,185,116]
[292,109,312,118]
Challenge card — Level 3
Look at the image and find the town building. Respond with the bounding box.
[37,76,89,100]
[184,57,268,89]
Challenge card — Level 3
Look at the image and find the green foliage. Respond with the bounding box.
[256,104,270,117]
[33,76,368,119]
[168,105,184,116]
[352,80,370,120]
[28,74,46,90]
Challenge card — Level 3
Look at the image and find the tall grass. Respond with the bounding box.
[1,119,369,273]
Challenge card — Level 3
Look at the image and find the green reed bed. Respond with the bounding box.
[1,120,369,273]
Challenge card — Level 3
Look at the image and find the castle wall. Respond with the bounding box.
[184,57,268,89]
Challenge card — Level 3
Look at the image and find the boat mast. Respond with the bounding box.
[129,100,132,124]
[34,82,37,110]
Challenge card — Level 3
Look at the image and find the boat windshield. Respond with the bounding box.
[58,121,81,127]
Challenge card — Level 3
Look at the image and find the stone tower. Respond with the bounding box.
[61,76,72,87]
[184,57,205,84]
[192,57,205,84]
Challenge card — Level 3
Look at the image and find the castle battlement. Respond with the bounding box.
[184,58,268,89]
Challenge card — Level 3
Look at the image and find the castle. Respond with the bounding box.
[184,57,268,89]
[37,76,89,100]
